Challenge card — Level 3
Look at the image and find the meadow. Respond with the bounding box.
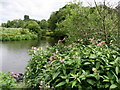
[0,27,37,41]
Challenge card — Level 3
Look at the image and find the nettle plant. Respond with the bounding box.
[24,39,120,89]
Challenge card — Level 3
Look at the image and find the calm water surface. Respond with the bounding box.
[0,37,57,73]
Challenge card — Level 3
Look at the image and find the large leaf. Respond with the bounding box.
[84,62,91,65]
[55,81,66,87]
[72,81,77,88]
[87,79,95,85]
[89,54,97,59]
[110,84,117,89]
[115,66,119,75]
[52,72,60,80]
[96,62,100,69]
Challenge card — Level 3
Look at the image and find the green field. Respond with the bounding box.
[0,27,38,41]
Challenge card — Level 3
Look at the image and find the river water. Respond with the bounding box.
[0,37,57,73]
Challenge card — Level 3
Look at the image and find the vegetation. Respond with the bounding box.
[0,72,18,89]
[0,27,37,41]
[24,39,120,89]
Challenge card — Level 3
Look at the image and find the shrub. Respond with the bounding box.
[0,72,18,89]
[24,39,120,89]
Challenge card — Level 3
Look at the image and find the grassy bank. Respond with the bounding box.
[0,27,38,41]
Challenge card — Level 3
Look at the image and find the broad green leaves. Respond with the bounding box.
[25,39,120,89]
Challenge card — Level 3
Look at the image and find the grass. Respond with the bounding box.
[0,27,38,41]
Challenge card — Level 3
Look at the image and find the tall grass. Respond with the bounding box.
[0,27,38,41]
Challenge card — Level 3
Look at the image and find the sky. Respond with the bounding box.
[0,0,119,24]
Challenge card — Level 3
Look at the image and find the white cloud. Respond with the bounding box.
[0,0,119,24]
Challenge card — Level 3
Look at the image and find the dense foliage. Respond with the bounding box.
[55,3,118,43]
[0,72,18,89]
[0,27,37,41]
[24,39,120,89]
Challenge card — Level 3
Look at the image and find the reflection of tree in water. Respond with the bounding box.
[1,37,58,51]
[37,37,58,47]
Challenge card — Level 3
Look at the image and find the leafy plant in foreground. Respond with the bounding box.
[24,39,120,89]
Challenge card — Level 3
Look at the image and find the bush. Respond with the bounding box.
[24,39,120,89]
[0,72,18,89]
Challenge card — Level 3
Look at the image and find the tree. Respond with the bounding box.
[55,1,118,42]
[48,3,76,31]
[23,21,41,34]
[24,15,30,21]
[39,19,48,29]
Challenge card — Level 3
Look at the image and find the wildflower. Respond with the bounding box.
[72,43,76,45]
[56,50,59,54]
[53,56,57,59]
[88,38,94,42]
[58,40,62,44]
[97,39,101,41]
[59,59,64,62]
[46,85,50,88]
[101,41,105,43]
[40,81,43,86]
[92,68,97,71]
[43,65,46,68]
[49,57,52,61]
[68,45,72,47]
[32,46,37,50]
[37,48,40,51]
[97,43,102,46]
[33,50,36,53]
[31,46,34,49]
[13,74,17,77]
[64,46,66,48]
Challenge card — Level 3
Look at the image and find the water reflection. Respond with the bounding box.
[0,37,57,73]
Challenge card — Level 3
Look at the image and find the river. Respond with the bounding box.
[0,37,57,73]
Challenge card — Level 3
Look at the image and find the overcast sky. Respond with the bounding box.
[0,0,119,24]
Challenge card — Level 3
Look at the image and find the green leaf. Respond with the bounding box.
[53,72,60,80]
[87,79,95,85]
[61,76,67,79]
[55,81,66,87]
[84,62,91,65]
[109,62,115,65]
[66,79,69,83]
[111,71,119,82]
[105,84,109,88]
[89,54,96,59]
[96,62,100,69]
[87,74,95,78]
[115,66,119,75]
[103,79,109,82]
[79,75,85,79]
[77,78,81,83]
[72,81,77,88]
[110,84,117,89]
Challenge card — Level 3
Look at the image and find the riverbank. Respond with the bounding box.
[0,27,38,41]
